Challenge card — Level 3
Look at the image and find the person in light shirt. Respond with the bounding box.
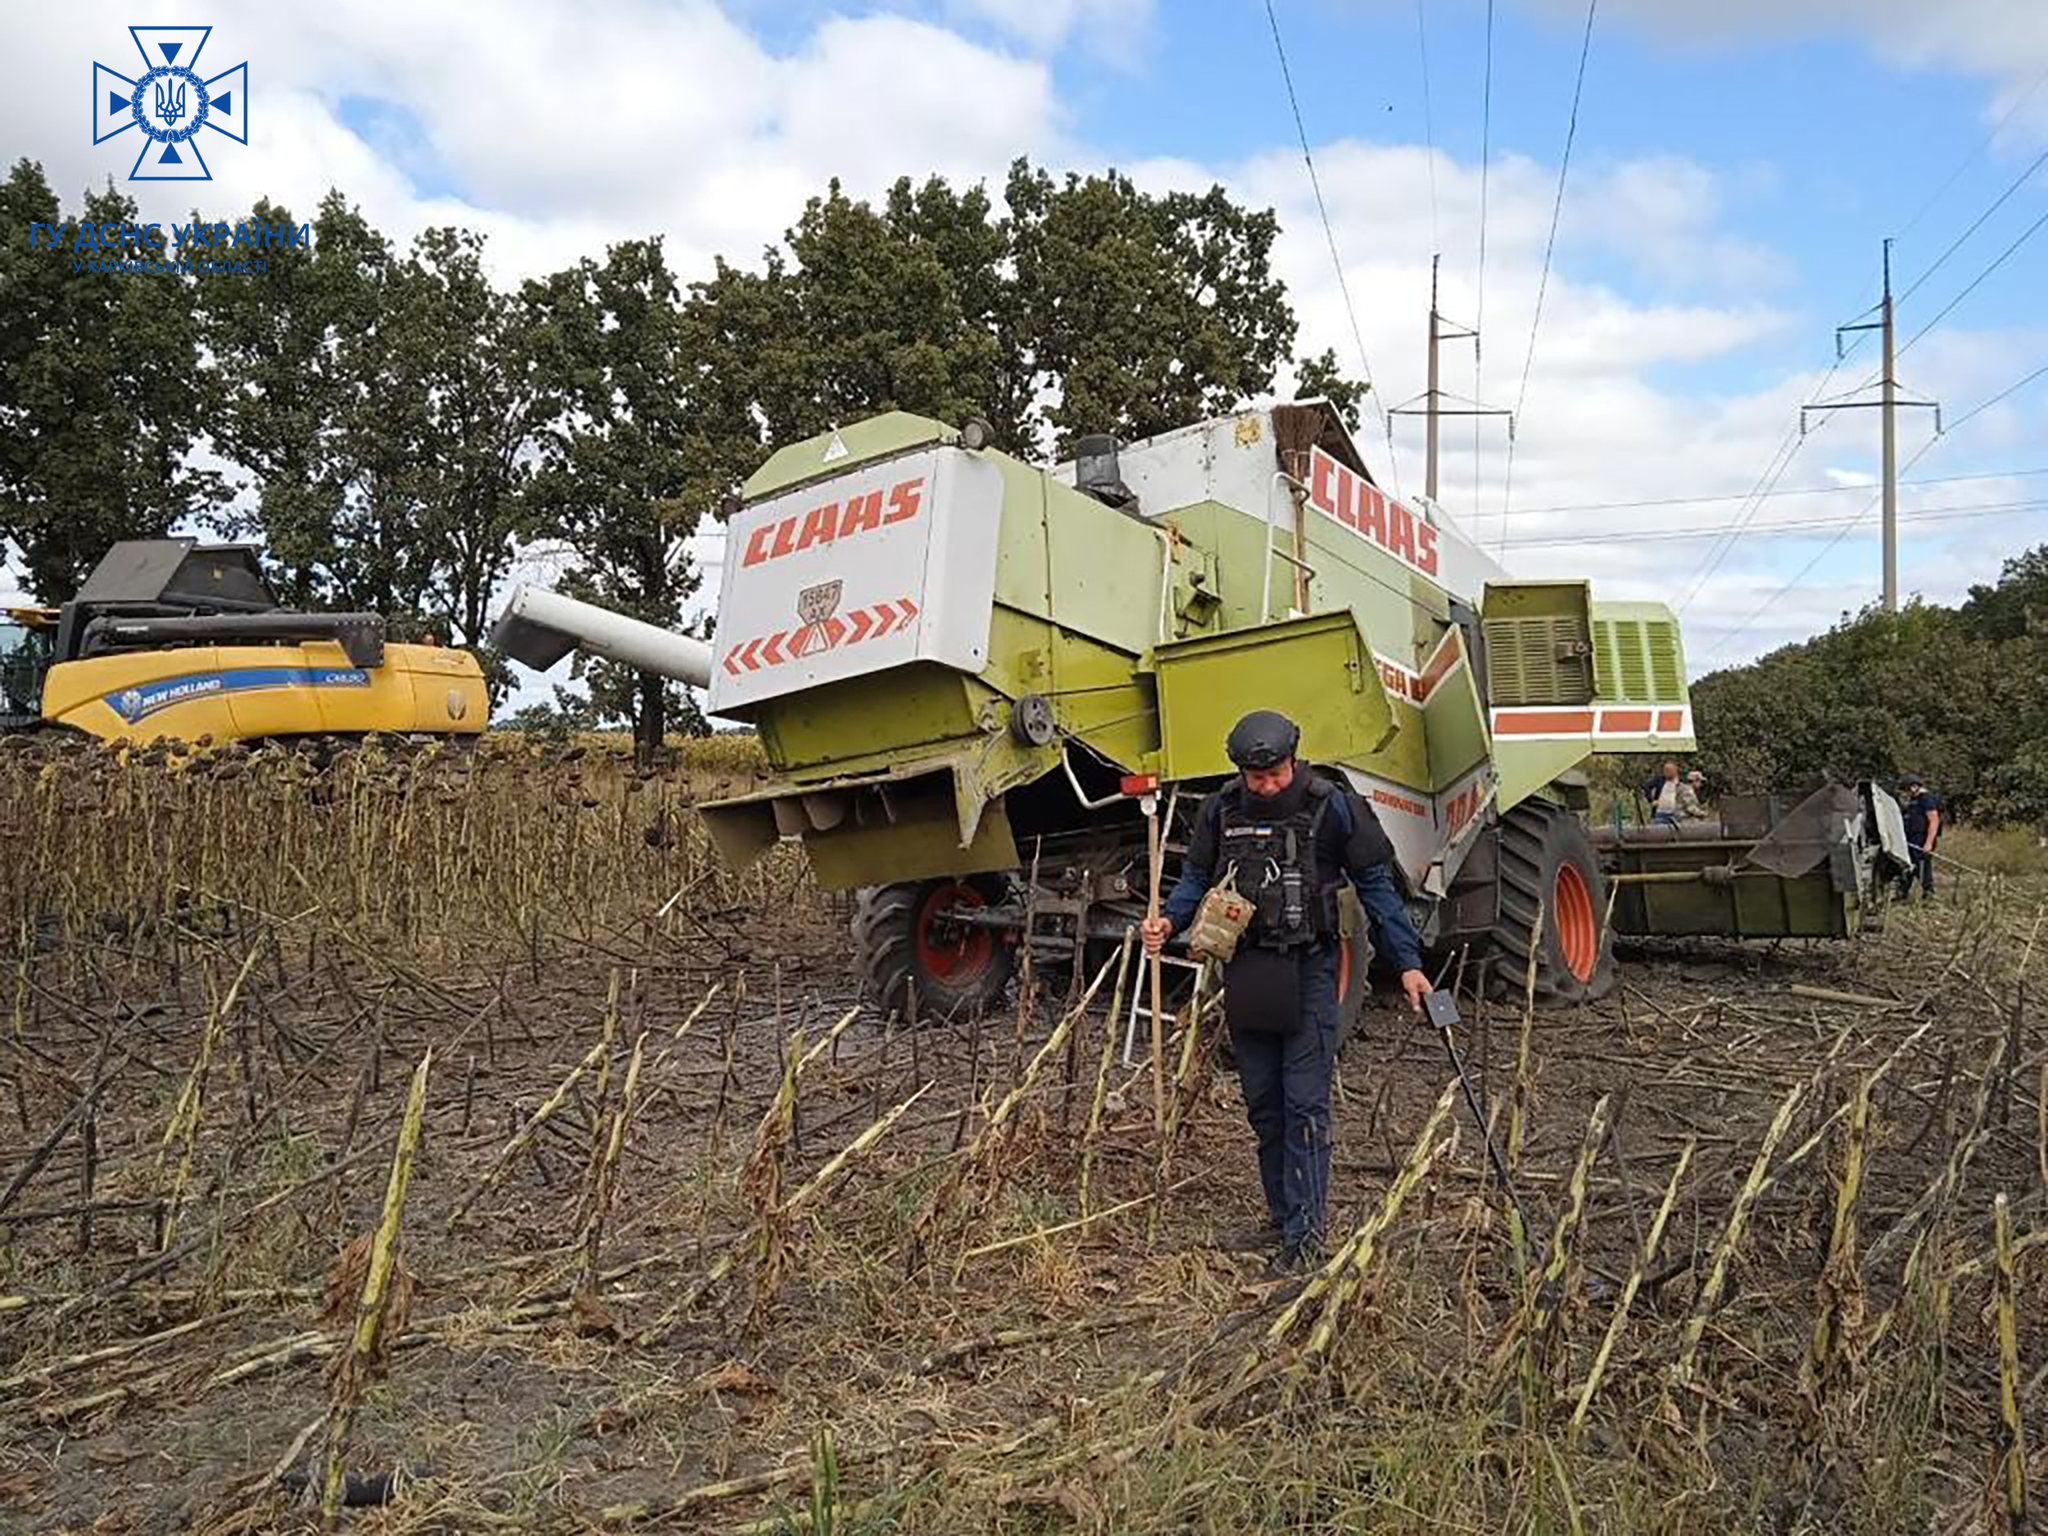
[1645,760,1706,827]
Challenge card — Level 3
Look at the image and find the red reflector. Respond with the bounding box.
[1119,774,1159,796]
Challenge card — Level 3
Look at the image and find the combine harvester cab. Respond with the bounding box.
[21,539,487,746]
[499,403,1703,1016]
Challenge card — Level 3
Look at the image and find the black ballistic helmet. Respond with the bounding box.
[1225,709,1301,770]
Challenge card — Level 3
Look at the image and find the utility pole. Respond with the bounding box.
[1392,255,1511,503]
[1801,240,1941,612]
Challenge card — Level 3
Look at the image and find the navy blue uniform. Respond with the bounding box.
[1899,789,1940,898]
[1161,775,1424,1251]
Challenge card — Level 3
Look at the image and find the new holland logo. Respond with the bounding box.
[93,26,249,182]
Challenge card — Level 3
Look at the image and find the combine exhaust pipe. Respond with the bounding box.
[491,584,714,689]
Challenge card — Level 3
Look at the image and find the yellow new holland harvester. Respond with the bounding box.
[1,539,486,744]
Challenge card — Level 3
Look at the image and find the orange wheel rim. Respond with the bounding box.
[914,882,994,982]
[1552,863,1598,983]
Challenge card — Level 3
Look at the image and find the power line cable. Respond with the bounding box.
[1671,344,1869,614]
[1896,142,2048,306]
[1263,0,1399,493]
[1895,61,2048,243]
[1897,202,2048,360]
[1507,463,2048,517]
[1696,356,2048,660]
[1679,74,2043,617]
[1415,0,1441,255]
[1475,0,1495,537]
[1498,495,2048,549]
[1497,0,1599,544]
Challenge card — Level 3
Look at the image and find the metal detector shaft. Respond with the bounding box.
[1423,990,1538,1237]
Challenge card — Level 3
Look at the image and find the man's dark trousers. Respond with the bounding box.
[1228,944,1342,1250]
[1899,846,1934,898]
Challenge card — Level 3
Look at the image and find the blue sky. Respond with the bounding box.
[7,0,2046,678]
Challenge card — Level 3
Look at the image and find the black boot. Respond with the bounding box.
[1216,1217,1282,1253]
[1266,1235,1325,1276]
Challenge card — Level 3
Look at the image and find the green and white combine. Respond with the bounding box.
[498,401,1732,1015]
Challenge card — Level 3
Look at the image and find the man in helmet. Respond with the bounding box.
[1141,709,1430,1273]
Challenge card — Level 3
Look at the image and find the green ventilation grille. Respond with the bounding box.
[1594,618,1686,702]
[1484,615,1594,706]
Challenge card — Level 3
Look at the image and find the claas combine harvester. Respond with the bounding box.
[495,404,1904,1018]
[2,538,487,744]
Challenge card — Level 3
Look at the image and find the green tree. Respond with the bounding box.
[0,160,214,601]
[202,192,429,618]
[1006,160,1298,454]
[682,160,1330,463]
[1691,545,2048,823]
[388,225,550,675]
[525,237,713,758]
[1293,347,1371,432]
[1961,545,2048,643]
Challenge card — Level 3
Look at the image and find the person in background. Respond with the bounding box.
[1646,760,1705,827]
[1896,774,1942,900]
[1685,768,1710,813]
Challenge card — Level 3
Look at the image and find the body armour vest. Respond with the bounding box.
[1213,775,1342,951]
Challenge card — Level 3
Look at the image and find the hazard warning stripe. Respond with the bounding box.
[1372,629,1469,708]
[1492,709,1596,736]
[716,594,921,675]
[1488,706,1694,740]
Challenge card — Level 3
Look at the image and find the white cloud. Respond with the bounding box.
[6,2,1065,284]
[944,0,1151,54]
[5,0,2040,676]
[1548,0,2048,140]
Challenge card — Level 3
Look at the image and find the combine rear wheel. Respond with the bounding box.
[854,876,1016,1022]
[1492,799,1615,1004]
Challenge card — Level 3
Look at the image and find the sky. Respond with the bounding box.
[5,0,2046,692]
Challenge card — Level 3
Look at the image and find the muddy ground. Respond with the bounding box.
[1,809,2043,1533]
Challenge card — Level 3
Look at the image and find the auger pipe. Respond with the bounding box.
[490,583,714,689]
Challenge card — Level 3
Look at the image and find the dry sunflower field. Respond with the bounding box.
[0,733,2043,1535]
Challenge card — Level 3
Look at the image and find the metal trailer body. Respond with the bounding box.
[1594,782,1911,941]
[500,403,1696,1007]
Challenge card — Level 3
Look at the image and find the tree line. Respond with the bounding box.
[0,158,1363,749]
[1690,545,2048,827]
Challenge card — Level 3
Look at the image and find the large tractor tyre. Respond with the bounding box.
[1335,890,1376,1037]
[1492,799,1616,1005]
[854,876,1017,1023]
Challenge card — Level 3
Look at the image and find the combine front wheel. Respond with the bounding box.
[853,876,1016,1022]
[1491,799,1615,1004]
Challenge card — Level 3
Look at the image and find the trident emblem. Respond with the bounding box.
[791,580,843,657]
[154,78,187,126]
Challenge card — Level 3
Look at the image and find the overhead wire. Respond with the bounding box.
[1671,337,1871,614]
[1415,0,1441,255]
[1263,0,1400,494]
[1896,201,2048,361]
[1682,72,2048,615]
[1507,463,2048,517]
[1474,0,1495,534]
[1497,0,1599,546]
[1894,61,2048,244]
[1694,356,2048,662]
[1497,496,2048,550]
[1895,141,2048,306]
